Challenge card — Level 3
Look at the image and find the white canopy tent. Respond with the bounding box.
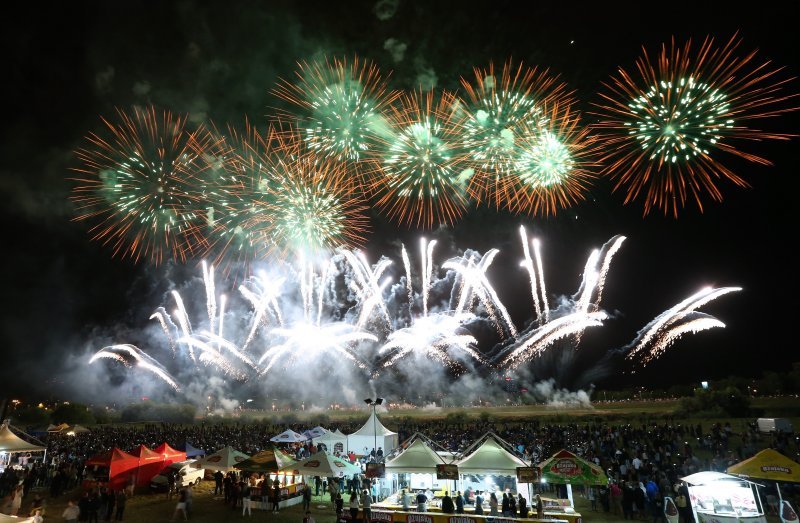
[270,429,308,443]
[195,446,251,472]
[314,429,348,454]
[455,435,527,474]
[385,437,450,474]
[303,426,328,439]
[347,410,398,457]
[0,423,47,470]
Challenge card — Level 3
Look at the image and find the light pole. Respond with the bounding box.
[364,397,384,461]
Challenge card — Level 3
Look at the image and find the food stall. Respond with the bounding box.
[682,471,767,523]
[235,446,299,509]
[537,449,607,512]
[378,434,455,509]
[82,447,139,491]
[727,448,800,519]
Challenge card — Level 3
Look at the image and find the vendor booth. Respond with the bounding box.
[129,444,164,486]
[682,471,767,523]
[281,449,362,478]
[196,446,250,472]
[727,448,800,520]
[348,410,399,457]
[0,423,46,471]
[83,447,139,491]
[235,446,301,509]
[538,449,608,508]
[456,433,530,505]
[378,435,454,508]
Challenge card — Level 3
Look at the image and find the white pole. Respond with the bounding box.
[566,483,574,507]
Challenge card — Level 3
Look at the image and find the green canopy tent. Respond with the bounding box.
[234,446,296,474]
[538,449,609,506]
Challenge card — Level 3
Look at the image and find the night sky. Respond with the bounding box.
[1,1,798,404]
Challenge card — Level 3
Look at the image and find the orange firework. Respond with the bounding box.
[506,102,599,216]
[593,34,797,217]
[196,120,283,276]
[271,55,400,189]
[458,59,575,209]
[253,135,370,258]
[372,88,472,228]
[70,106,217,265]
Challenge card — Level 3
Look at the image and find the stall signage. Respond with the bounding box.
[436,464,458,480]
[762,465,792,474]
[407,514,434,523]
[448,517,477,523]
[371,511,393,522]
[550,458,581,476]
[516,467,539,482]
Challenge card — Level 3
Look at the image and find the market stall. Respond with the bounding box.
[129,444,164,487]
[314,428,348,455]
[235,446,300,509]
[153,442,186,466]
[456,433,531,508]
[727,449,800,520]
[83,448,139,491]
[537,449,608,508]
[380,434,454,506]
[0,423,46,471]
[682,471,766,523]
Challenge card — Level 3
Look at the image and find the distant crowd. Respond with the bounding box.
[1,416,798,520]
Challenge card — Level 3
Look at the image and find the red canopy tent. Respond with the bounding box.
[130,445,165,486]
[83,448,138,491]
[154,442,186,466]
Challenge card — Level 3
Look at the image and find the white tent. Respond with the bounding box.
[68,424,91,434]
[280,450,361,478]
[0,424,46,453]
[455,436,527,474]
[270,429,308,443]
[385,438,450,474]
[195,446,251,472]
[314,429,348,454]
[347,410,398,456]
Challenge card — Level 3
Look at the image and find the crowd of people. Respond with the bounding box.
[0,415,797,521]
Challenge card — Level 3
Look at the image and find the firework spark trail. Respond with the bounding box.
[239,273,285,349]
[377,312,484,371]
[444,249,518,338]
[625,286,742,361]
[518,226,543,323]
[89,344,180,391]
[401,245,414,314]
[201,261,217,333]
[645,313,726,364]
[493,311,608,369]
[258,323,377,374]
[170,290,195,361]
[317,260,333,326]
[175,336,240,377]
[532,238,550,322]
[419,238,435,317]
[149,307,177,353]
[178,332,257,369]
[340,250,392,329]
[594,235,626,307]
[218,294,226,341]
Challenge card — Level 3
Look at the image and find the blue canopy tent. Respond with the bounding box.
[183,441,206,458]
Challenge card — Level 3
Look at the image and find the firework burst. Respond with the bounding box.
[509,104,598,215]
[593,34,797,217]
[261,140,370,258]
[198,122,280,275]
[70,106,217,264]
[272,55,399,174]
[373,89,472,228]
[458,60,573,208]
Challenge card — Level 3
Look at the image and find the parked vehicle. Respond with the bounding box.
[150,460,205,491]
[757,418,794,434]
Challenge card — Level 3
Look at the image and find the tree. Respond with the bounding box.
[51,403,95,425]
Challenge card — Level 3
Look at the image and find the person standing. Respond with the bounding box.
[349,491,360,523]
[508,492,517,517]
[241,483,252,517]
[213,471,224,497]
[588,486,597,511]
[114,491,126,522]
[335,492,344,520]
[9,485,23,516]
[63,499,80,523]
[302,485,312,512]
[401,489,411,512]
[361,489,372,523]
[416,490,427,513]
[441,492,455,514]
[455,491,465,514]
[474,491,484,515]
[271,481,280,513]
[501,492,510,516]
[518,494,528,518]
[535,494,544,519]
[489,492,499,516]
[314,476,322,497]
[170,487,187,521]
